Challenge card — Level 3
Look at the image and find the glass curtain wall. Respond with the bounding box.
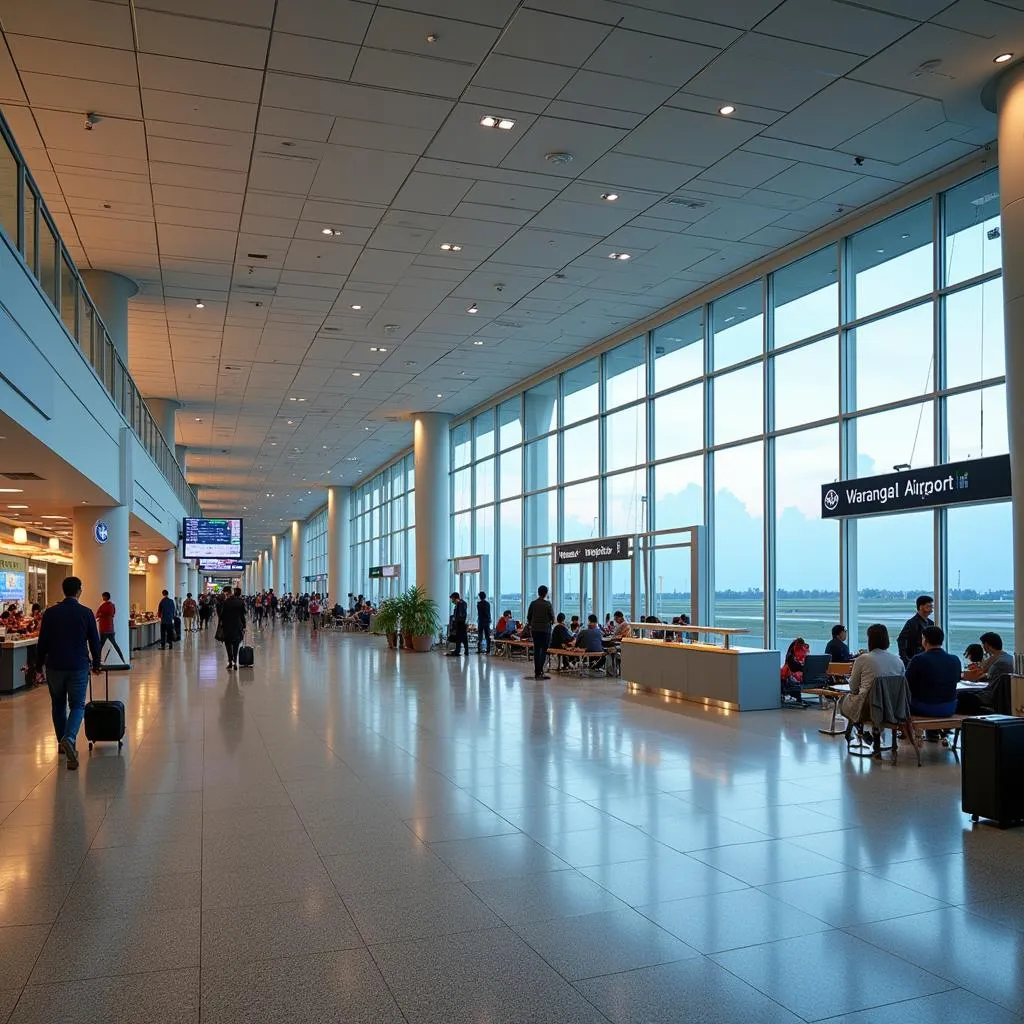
[304,507,327,590]
[349,454,415,599]
[442,167,1010,654]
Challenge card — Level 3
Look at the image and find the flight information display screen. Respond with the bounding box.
[199,559,247,572]
[183,518,243,559]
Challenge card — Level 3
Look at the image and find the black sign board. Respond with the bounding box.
[553,536,630,564]
[821,455,1011,519]
[369,564,400,579]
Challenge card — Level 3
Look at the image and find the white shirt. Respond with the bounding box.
[848,648,905,696]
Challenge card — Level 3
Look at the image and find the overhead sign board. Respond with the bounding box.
[369,564,400,579]
[200,559,247,572]
[454,555,483,574]
[821,455,1011,519]
[553,536,630,565]
[183,518,243,559]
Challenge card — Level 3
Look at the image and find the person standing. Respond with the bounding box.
[36,576,102,770]
[476,591,491,654]
[526,585,554,681]
[897,595,933,665]
[95,590,125,662]
[182,592,198,633]
[157,589,177,649]
[219,587,247,670]
[309,594,322,631]
[448,592,469,656]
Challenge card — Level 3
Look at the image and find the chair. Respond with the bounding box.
[844,674,922,766]
[800,655,832,692]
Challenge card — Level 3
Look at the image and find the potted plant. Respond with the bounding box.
[374,598,400,648]
[402,585,440,653]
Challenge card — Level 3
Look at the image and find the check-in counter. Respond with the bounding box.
[0,637,39,693]
[130,620,160,650]
[620,625,780,711]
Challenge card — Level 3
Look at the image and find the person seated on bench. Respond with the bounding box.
[825,624,852,663]
[494,610,517,639]
[840,623,904,731]
[958,631,1014,714]
[962,642,985,675]
[573,614,605,670]
[906,625,960,740]
[781,637,809,707]
[568,615,581,638]
[551,613,573,669]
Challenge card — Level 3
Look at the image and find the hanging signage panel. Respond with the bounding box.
[820,455,1011,519]
[454,555,483,574]
[369,564,400,579]
[553,536,630,564]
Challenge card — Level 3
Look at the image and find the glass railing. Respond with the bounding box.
[0,112,200,517]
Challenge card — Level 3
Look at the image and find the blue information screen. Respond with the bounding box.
[0,571,25,603]
[183,518,243,560]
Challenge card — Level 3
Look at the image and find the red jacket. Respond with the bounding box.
[96,600,116,634]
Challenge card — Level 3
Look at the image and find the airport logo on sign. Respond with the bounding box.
[823,489,840,512]
[93,520,109,545]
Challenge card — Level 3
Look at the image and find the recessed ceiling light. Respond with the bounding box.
[995,52,1014,63]
[436,393,443,398]
[288,396,297,401]
[351,304,362,310]
[467,303,479,314]
[601,192,619,201]
[194,417,202,422]
[287,420,294,425]
[195,300,205,308]
[472,340,484,346]
[378,346,387,352]
[7,504,28,509]
[321,227,341,236]
[0,489,23,493]
[480,115,516,130]
[719,104,735,115]
[440,243,463,252]
[352,371,361,377]
[364,426,371,431]
[297,398,306,402]
[608,252,631,261]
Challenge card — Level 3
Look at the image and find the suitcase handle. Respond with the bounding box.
[88,670,110,702]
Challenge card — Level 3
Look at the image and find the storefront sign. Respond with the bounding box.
[553,536,630,564]
[820,455,1011,519]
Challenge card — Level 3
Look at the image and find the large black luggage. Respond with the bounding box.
[173,615,181,642]
[238,645,254,667]
[962,715,1024,828]
[84,670,126,752]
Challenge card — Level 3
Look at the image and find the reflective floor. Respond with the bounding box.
[1,626,1023,1023]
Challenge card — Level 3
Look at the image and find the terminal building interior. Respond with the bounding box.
[1,1,1024,1022]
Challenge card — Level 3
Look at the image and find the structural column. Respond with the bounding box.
[188,564,200,599]
[176,555,188,601]
[413,412,451,609]
[995,63,1024,663]
[263,549,272,591]
[146,398,180,453]
[145,549,175,616]
[72,505,130,663]
[271,534,281,593]
[291,520,303,595]
[327,485,351,604]
[80,270,137,364]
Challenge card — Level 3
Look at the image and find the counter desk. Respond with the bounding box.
[0,637,38,693]
[130,620,160,650]
[620,625,780,711]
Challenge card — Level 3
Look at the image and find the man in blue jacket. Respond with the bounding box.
[158,589,177,649]
[36,576,102,770]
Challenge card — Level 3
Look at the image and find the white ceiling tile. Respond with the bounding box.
[328,117,435,156]
[582,151,700,192]
[274,0,375,44]
[34,109,147,159]
[0,0,134,49]
[256,106,334,143]
[138,54,264,103]
[247,152,320,195]
[20,73,142,120]
[7,35,138,84]
[461,86,550,116]
[528,199,635,234]
[495,10,610,65]
[135,0,275,26]
[392,172,473,215]
[150,162,247,193]
[501,117,627,177]
[152,184,244,214]
[136,11,269,68]
[757,0,916,56]
[699,150,796,188]
[584,29,720,87]
[310,146,418,205]
[557,71,675,115]
[142,90,258,133]
[147,137,251,172]
[759,162,861,199]
[837,97,964,163]
[616,107,761,165]
[352,49,476,99]
[472,55,576,99]
[301,200,386,229]
[854,0,947,13]
[158,224,238,261]
[544,102,644,130]
[363,7,500,64]
[382,0,521,27]
[268,33,359,82]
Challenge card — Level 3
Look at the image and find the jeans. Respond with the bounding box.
[532,631,550,677]
[224,639,240,664]
[451,623,468,655]
[48,668,89,744]
[160,622,175,647]
[476,624,490,653]
[100,631,126,662]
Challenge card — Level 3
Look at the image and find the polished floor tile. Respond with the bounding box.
[1,626,1022,1023]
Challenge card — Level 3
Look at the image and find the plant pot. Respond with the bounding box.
[412,635,433,653]
[386,632,398,649]
[403,632,414,650]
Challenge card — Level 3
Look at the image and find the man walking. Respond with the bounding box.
[95,590,126,663]
[476,591,492,654]
[448,591,469,656]
[158,589,177,649]
[526,585,555,681]
[36,576,102,770]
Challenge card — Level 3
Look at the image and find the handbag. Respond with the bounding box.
[215,621,225,642]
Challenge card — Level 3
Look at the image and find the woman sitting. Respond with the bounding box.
[840,623,905,729]
[780,637,810,706]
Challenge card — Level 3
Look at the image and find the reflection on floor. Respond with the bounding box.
[1,625,1023,1024]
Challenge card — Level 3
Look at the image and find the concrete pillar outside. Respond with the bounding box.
[995,63,1024,661]
[291,520,303,595]
[71,505,130,662]
[80,270,137,364]
[413,412,451,610]
[327,486,351,604]
[145,549,175,615]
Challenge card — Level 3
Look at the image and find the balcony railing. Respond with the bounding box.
[0,112,200,517]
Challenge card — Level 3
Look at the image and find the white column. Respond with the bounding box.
[413,412,451,608]
[187,564,199,599]
[72,505,130,661]
[291,520,303,595]
[145,398,180,452]
[176,556,188,601]
[263,549,272,590]
[145,549,176,614]
[80,270,137,364]
[271,534,282,593]
[327,486,351,602]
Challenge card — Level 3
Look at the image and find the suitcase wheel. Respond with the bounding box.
[118,741,123,751]
[971,814,979,823]
[88,741,93,751]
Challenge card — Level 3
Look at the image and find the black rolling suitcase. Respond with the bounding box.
[173,615,181,642]
[238,645,254,667]
[962,715,1024,828]
[84,670,126,752]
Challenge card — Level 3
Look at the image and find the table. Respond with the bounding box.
[0,637,38,693]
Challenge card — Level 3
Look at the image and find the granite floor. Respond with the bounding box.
[1,625,1023,1024]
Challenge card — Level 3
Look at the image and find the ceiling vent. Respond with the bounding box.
[2,472,44,480]
[666,197,708,209]
[246,253,269,259]
[494,319,522,328]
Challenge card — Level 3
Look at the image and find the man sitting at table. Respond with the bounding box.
[551,613,573,669]
[906,626,960,734]
[958,631,1014,714]
[610,610,632,640]
[825,624,852,663]
[573,614,605,670]
[494,610,517,639]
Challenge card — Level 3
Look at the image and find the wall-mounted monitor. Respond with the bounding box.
[199,559,247,572]
[183,518,243,560]
[0,570,26,604]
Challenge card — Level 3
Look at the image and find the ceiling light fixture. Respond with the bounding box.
[608,252,632,261]
[321,227,341,236]
[436,393,443,398]
[601,192,619,201]
[351,304,362,310]
[49,537,60,551]
[195,300,205,308]
[440,243,463,252]
[8,504,28,509]
[480,115,516,130]
[995,52,1014,63]
[719,104,735,115]
[472,340,484,346]
[467,303,479,313]
[147,554,159,564]
[0,489,23,493]
[351,371,361,377]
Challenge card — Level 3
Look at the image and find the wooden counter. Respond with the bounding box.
[620,636,781,711]
[0,637,38,693]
